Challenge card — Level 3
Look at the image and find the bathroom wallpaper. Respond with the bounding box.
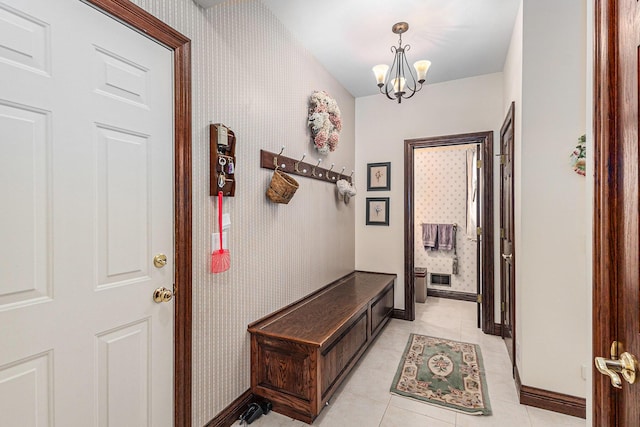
[414,145,478,295]
[128,0,356,424]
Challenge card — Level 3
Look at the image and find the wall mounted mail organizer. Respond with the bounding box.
[210,124,236,197]
[259,148,353,185]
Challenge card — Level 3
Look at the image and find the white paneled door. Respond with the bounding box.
[0,0,174,426]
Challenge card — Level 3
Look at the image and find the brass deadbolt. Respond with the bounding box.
[153,254,167,268]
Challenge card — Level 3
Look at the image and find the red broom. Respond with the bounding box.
[211,191,230,273]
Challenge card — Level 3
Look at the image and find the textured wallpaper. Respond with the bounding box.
[128,0,356,424]
[414,145,477,294]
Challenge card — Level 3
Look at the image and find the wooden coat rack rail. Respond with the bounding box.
[260,149,352,184]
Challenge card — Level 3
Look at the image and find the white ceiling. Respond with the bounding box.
[262,0,521,98]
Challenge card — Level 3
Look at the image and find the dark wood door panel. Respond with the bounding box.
[594,0,640,425]
[500,102,516,370]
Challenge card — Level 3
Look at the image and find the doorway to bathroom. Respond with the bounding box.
[403,132,496,335]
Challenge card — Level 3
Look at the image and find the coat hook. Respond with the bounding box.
[326,163,335,181]
[312,158,322,177]
[295,153,307,173]
[340,166,345,177]
[349,170,354,179]
[273,146,285,168]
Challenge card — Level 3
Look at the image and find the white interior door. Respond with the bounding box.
[0,0,174,425]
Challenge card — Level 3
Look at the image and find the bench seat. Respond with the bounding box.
[248,271,396,423]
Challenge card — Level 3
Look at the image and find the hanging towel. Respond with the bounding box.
[438,224,455,251]
[422,223,438,250]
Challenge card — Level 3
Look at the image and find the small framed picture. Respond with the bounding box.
[366,197,390,226]
[367,162,391,191]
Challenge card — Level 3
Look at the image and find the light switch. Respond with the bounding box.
[217,124,228,146]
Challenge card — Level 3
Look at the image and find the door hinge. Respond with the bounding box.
[476,159,482,169]
[477,227,482,236]
[500,154,506,165]
[173,284,177,296]
[611,341,620,358]
[501,301,506,312]
[477,294,483,303]
[500,228,505,239]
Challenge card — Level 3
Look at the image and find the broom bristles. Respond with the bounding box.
[211,249,230,273]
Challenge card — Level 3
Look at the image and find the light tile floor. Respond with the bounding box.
[239,297,586,427]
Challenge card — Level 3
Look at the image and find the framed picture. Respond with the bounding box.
[366,197,390,226]
[367,162,391,191]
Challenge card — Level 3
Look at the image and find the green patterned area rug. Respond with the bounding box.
[390,334,492,415]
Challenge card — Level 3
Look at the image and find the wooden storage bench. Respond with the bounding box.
[248,271,396,424]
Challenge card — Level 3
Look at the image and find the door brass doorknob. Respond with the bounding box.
[595,351,637,389]
[153,287,173,303]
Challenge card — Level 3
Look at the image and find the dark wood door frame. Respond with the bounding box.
[82,2,192,426]
[500,102,516,369]
[403,132,495,335]
[594,0,627,424]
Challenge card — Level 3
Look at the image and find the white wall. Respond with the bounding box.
[503,0,523,367]
[585,0,594,422]
[517,0,588,398]
[355,73,504,308]
[129,0,356,424]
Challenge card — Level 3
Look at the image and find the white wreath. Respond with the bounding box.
[308,91,342,154]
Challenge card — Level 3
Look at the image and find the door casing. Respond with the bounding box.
[593,0,640,424]
[403,131,495,334]
[499,102,516,370]
[82,1,192,426]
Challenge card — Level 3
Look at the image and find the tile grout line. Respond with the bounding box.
[377,397,393,427]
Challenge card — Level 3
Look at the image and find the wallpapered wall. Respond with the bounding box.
[129,0,356,424]
[414,145,478,294]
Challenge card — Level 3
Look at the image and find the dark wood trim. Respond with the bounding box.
[260,149,352,185]
[499,101,516,370]
[426,289,477,302]
[404,132,494,332]
[515,365,586,419]
[514,363,522,391]
[205,389,255,427]
[82,2,192,426]
[519,386,586,419]
[491,323,502,336]
[404,139,416,321]
[593,0,619,425]
[392,308,405,319]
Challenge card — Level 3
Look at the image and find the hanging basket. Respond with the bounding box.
[266,168,299,204]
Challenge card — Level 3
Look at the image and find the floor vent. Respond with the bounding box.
[430,273,451,287]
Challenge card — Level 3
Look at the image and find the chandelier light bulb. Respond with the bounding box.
[372,64,389,87]
[392,77,406,95]
[413,60,431,83]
